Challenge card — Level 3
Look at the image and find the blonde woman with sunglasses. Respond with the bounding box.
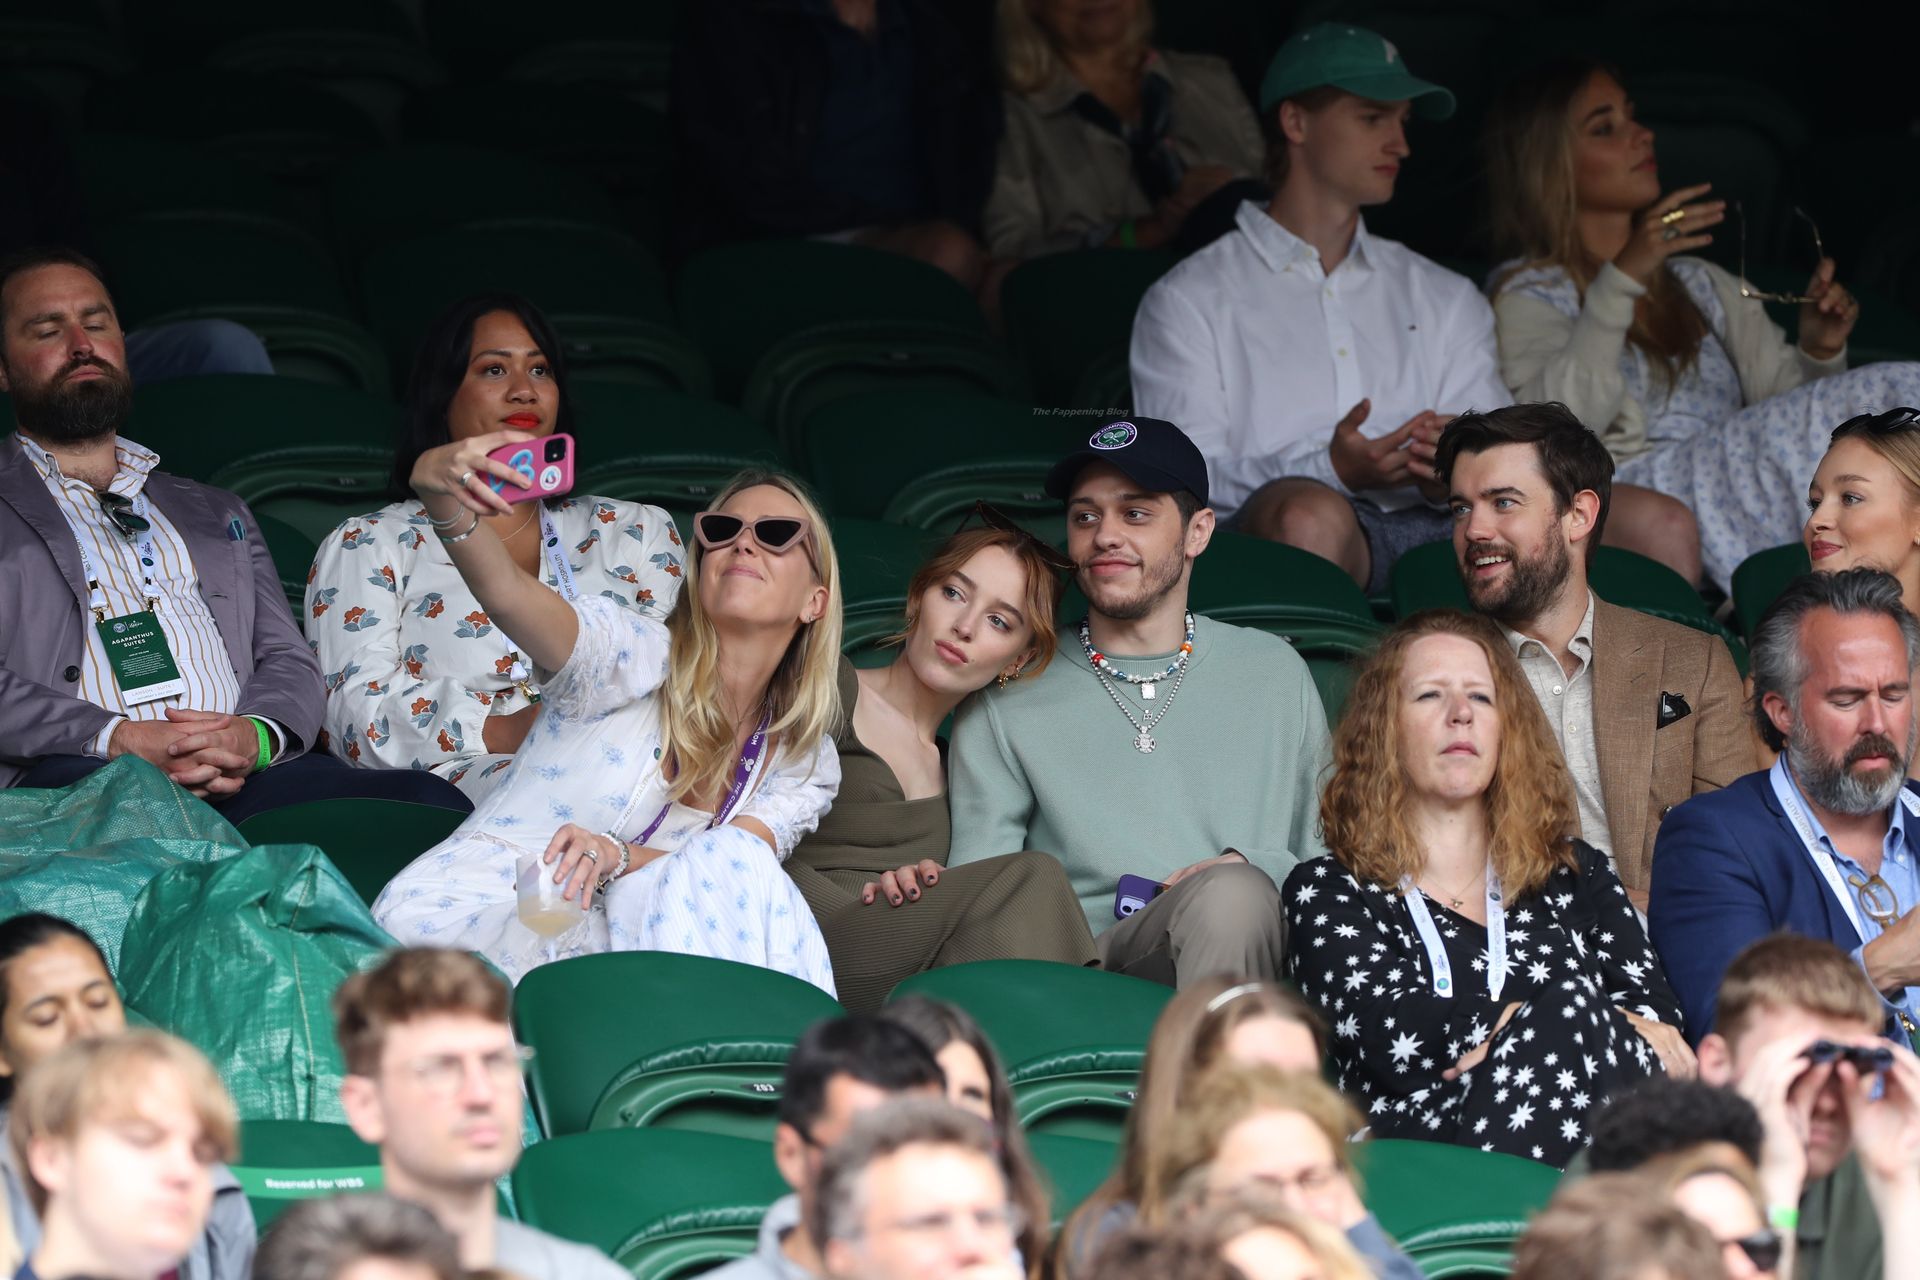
[373,441,844,993]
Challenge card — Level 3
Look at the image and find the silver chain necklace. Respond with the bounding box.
[1086,630,1193,754]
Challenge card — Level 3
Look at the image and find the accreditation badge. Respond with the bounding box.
[95,609,187,704]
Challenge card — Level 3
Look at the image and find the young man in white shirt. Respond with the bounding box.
[333,948,628,1280]
[1130,24,1697,590]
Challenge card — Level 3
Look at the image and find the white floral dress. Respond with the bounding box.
[305,496,684,802]
[371,595,841,993]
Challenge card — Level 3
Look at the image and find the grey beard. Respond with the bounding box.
[1787,721,1916,817]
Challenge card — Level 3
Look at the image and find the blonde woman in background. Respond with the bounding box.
[985,0,1264,260]
[1482,58,1920,589]
[1804,407,1920,617]
[1187,1192,1377,1280]
[374,462,844,992]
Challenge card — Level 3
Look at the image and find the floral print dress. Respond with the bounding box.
[305,496,684,801]
[1282,841,1683,1167]
[372,595,841,992]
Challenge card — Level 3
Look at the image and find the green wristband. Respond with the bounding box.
[1118,219,1138,249]
[1768,1204,1799,1231]
[248,717,272,774]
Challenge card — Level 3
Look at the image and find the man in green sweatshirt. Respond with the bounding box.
[946,416,1331,984]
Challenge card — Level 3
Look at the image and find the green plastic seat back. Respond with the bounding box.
[235,798,467,906]
[427,0,678,100]
[1000,250,1176,408]
[833,519,942,664]
[97,214,353,326]
[1359,1138,1560,1275]
[129,375,399,503]
[800,389,1083,525]
[233,1120,384,1229]
[1730,542,1812,637]
[569,384,780,512]
[87,71,383,183]
[1026,1132,1119,1228]
[676,240,988,402]
[257,495,397,549]
[888,961,1171,1140]
[77,133,302,235]
[256,513,320,613]
[513,1129,787,1280]
[514,952,845,1137]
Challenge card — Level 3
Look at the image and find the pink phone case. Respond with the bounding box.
[485,433,575,504]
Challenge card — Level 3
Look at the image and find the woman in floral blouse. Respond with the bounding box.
[305,295,683,801]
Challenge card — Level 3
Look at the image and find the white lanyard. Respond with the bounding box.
[53,489,159,617]
[1770,760,1920,944]
[1400,871,1509,1003]
[505,505,579,689]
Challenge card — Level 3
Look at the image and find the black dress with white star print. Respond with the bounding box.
[1281,840,1684,1168]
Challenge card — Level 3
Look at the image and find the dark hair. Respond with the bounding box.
[1260,85,1349,190]
[389,292,574,496]
[1748,568,1920,751]
[777,1014,946,1133]
[254,1193,462,1280]
[810,1098,1002,1249]
[1092,1227,1249,1280]
[1434,401,1614,553]
[0,913,107,1025]
[0,246,110,332]
[1586,1078,1765,1173]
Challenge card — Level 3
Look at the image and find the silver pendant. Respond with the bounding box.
[1141,681,1156,699]
[1134,730,1156,754]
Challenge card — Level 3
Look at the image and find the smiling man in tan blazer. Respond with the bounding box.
[1438,402,1756,911]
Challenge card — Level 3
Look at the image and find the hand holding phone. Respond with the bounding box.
[1115,873,1165,920]
[485,433,575,505]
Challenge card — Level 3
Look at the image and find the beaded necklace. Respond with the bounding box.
[1078,612,1194,699]
[1079,614,1195,754]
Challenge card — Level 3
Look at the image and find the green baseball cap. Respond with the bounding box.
[1259,23,1455,119]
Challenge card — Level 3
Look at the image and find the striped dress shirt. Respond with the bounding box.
[18,433,245,755]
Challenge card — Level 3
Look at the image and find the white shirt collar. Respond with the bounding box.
[1235,202,1374,276]
[15,431,160,495]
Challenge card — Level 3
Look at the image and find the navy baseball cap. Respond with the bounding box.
[1044,416,1211,507]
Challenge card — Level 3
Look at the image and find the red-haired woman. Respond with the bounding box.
[1283,610,1689,1166]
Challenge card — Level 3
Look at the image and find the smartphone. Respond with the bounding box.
[1114,873,1166,920]
[485,433,575,504]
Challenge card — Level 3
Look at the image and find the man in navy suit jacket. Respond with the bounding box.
[1651,568,1920,1043]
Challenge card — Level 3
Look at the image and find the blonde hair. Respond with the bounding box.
[1484,58,1708,389]
[1320,611,1578,899]
[1148,1067,1360,1228]
[7,1030,238,1216]
[1063,977,1326,1265]
[1513,1173,1723,1280]
[332,947,511,1077]
[660,470,843,807]
[1828,417,1920,502]
[1187,1191,1375,1280]
[997,0,1153,97]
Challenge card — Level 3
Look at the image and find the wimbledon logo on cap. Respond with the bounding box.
[1091,422,1138,450]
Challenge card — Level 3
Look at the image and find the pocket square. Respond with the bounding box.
[1657,691,1692,728]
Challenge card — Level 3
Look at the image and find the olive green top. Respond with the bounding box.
[789,661,951,881]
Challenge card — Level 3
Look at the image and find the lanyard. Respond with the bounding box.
[1770,760,1920,945]
[632,710,772,846]
[1400,871,1509,1003]
[53,489,159,617]
[504,505,580,693]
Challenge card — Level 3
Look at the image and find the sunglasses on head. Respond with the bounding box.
[953,500,1076,574]
[1831,406,1920,444]
[693,511,813,555]
[96,491,150,539]
[1728,1228,1784,1272]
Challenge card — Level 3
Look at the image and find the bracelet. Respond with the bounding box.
[598,831,632,889]
[1768,1205,1799,1231]
[1118,219,1138,249]
[435,510,481,544]
[427,508,468,530]
[247,717,272,774]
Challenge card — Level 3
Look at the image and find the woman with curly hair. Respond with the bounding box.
[1281,610,1688,1166]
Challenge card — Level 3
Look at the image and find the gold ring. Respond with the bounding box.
[1660,208,1687,226]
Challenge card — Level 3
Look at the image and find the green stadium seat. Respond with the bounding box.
[514,952,845,1138]
[232,1119,383,1230]
[76,134,304,236]
[236,799,466,906]
[570,384,780,511]
[329,144,634,268]
[1359,1139,1560,1276]
[259,496,398,550]
[256,513,320,614]
[1,8,126,123]
[98,219,387,393]
[675,240,996,405]
[833,519,941,666]
[513,1130,786,1280]
[889,960,1172,1142]
[128,376,399,510]
[1730,542,1812,637]
[88,72,384,184]
[1000,250,1177,411]
[358,230,709,395]
[799,390,1084,527]
[1026,1132,1119,1229]
[426,0,679,103]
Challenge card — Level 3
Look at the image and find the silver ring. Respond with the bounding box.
[580,847,599,863]
[1661,227,1680,242]
[457,470,475,487]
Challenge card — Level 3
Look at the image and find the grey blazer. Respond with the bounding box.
[0,434,323,787]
